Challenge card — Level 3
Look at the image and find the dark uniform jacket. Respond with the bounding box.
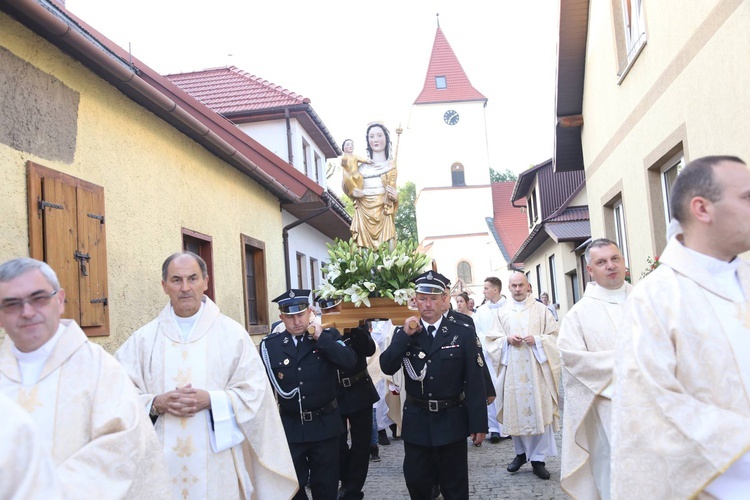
[446,310,496,398]
[337,327,380,415]
[261,328,356,443]
[380,316,488,447]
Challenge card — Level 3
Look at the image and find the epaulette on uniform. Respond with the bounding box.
[447,314,471,329]
[263,331,281,341]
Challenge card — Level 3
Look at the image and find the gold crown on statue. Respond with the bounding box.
[366,120,388,130]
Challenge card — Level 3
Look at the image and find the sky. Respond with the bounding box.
[66,0,559,175]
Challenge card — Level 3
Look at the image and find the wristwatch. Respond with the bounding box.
[149,401,159,417]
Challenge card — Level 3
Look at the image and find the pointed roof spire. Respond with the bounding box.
[414,27,487,105]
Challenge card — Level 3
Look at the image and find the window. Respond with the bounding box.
[580,253,591,291]
[182,228,215,301]
[535,264,543,299]
[435,76,447,89]
[27,162,110,336]
[310,258,318,292]
[548,255,558,303]
[614,0,647,81]
[451,163,465,187]
[241,234,269,334]
[661,154,683,227]
[313,153,321,183]
[613,202,630,267]
[302,140,310,176]
[527,189,539,227]
[296,253,305,288]
[569,271,581,304]
[457,261,473,284]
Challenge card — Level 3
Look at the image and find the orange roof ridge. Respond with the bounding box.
[414,27,486,105]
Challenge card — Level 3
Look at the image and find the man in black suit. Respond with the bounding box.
[324,296,380,500]
[380,272,487,500]
[261,290,356,500]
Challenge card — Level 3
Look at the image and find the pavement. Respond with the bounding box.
[362,431,568,499]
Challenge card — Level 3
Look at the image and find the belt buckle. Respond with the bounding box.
[342,378,352,388]
[428,400,439,412]
[302,411,313,422]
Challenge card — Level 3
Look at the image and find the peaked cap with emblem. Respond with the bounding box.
[315,295,342,311]
[272,289,311,315]
[413,271,450,295]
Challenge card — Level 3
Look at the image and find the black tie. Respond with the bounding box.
[427,325,436,348]
[295,335,303,351]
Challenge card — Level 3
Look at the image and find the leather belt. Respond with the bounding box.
[339,369,369,388]
[406,393,465,412]
[281,399,338,422]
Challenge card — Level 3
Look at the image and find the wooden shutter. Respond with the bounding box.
[41,177,80,322]
[76,186,108,328]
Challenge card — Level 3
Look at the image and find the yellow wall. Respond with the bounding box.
[580,0,750,280]
[0,13,284,351]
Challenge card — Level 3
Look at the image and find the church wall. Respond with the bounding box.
[579,0,750,280]
[415,186,492,241]
[0,13,285,351]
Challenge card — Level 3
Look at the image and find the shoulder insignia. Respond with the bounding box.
[441,325,448,333]
[337,340,346,346]
[477,354,484,367]
[263,331,280,340]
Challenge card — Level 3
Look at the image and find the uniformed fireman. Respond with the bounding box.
[261,290,356,500]
[316,297,380,500]
[380,272,488,500]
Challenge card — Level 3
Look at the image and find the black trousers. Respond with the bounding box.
[403,439,469,500]
[339,406,373,500]
[289,436,339,500]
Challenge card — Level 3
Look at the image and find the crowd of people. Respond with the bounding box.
[1,155,748,499]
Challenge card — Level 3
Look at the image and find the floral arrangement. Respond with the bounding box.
[639,255,660,279]
[316,238,431,307]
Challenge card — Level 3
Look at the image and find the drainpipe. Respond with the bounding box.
[285,109,293,165]
[283,198,332,290]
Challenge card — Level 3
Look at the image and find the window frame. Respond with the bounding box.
[548,254,558,304]
[182,228,215,302]
[435,76,447,89]
[613,201,630,268]
[457,260,473,284]
[241,234,269,335]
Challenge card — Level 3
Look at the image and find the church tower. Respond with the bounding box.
[403,24,506,296]
[400,26,491,189]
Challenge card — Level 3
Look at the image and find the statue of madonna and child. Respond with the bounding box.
[340,122,400,249]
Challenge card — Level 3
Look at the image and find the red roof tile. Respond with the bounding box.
[491,182,529,261]
[166,66,309,115]
[414,28,487,105]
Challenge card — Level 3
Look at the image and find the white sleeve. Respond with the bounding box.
[207,391,245,453]
[531,336,548,364]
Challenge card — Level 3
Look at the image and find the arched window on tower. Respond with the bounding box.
[451,163,465,187]
[457,261,473,284]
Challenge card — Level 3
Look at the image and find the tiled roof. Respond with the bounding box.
[166,66,309,115]
[546,220,591,242]
[548,206,589,222]
[414,28,487,105]
[490,182,528,261]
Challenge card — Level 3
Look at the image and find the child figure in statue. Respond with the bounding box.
[341,139,371,195]
[348,122,399,249]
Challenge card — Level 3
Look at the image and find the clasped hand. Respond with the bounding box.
[153,383,210,418]
[509,335,535,347]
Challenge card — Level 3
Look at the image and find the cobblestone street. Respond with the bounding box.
[362,431,567,499]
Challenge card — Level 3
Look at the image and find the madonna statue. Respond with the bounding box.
[343,122,399,248]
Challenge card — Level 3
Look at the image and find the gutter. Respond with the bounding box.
[6,0,299,203]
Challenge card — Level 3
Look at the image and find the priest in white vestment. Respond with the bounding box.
[612,156,750,499]
[558,239,632,499]
[115,252,298,500]
[0,391,60,499]
[0,258,171,499]
[486,272,560,480]
[473,276,509,442]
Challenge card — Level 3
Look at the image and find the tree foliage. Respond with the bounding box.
[395,181,417,244]
[490,168,518,183]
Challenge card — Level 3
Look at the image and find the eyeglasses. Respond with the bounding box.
[0,290,58,314]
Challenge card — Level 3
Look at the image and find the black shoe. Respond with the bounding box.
[390,423,401,440]
[490,432,501,443]
[370,445,381,462]
[507,453,527,472]
[378,429,390,445]
[431,485,441,499]
[531,461,550,480]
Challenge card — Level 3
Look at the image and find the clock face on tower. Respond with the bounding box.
[443,110,460,126]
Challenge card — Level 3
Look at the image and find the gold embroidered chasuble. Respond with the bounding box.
[115,298,298,500]
[486,296,561,435]
[611,238,750,499]
[558,282,632,500]
[0,392,60,499]
[0,320,171,499]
